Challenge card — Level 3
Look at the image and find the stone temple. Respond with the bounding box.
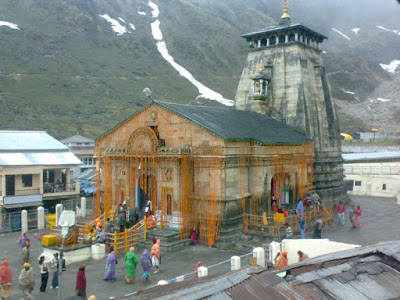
[235,0,347,204]
[94,1,344,246]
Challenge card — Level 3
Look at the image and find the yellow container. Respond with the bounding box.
[42,234,57,247]
[273,213,285,223]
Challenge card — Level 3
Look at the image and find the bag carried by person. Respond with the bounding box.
[43,263,49,272]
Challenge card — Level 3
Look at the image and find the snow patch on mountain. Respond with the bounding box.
[148,2,160,18]
[344,91,355,95]
[377,25,400,36]
[129,23,136,31]
[380,60,400,73]
[138,10,147,16]
[332,28,350,40]
[0,21,19,30]
[118,17,126,24]
[99,14,128,35]
[147,1,234,106]
[151,20,162,40]
[352,28,360,34]
[376,98,391,102]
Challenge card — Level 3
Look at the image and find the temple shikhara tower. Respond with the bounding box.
[235,0,347,204]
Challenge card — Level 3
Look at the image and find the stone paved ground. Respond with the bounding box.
[1,195,399,299]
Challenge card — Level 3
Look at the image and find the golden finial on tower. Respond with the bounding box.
[281,0,291,20]
[259,60,263,72]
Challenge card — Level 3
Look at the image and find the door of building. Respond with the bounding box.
[6,175,15,196]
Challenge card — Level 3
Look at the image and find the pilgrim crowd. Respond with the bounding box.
[0,231,162,300]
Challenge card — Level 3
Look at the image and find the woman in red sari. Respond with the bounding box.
[355,206,362,228]
[76,265,86,298]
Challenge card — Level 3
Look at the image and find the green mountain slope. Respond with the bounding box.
[0,0,399,138]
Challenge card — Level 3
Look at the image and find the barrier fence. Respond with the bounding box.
[243,205,334,241]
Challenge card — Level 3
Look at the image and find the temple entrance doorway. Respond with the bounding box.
[271,174,291,206]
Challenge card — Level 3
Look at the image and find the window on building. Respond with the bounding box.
[261,38,267,47]
[345,180,354,191]
[355,181,362,186]
[382,184,386,190]
[22,174,32,187]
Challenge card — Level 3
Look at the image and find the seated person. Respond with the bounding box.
[95,227,106,243]
[85,227,96,243]
[189,225,199,245]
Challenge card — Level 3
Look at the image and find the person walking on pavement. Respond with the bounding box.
[0,259,13,299]
[125,247,139,284]
[336,201,346,226]
[18,232,30,251]
[38,256,49,292]
[18,263,35,296]
[151,239,161,273]
[21,242,30,266]
[104,246,117,281]
[299,214,306,239]
[75,265,87,298]
[50,253,59,289]
[355,205,363,228]
[140,249,152,282]
[313,214,323,239]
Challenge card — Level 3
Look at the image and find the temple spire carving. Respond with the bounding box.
[281,0,290,21]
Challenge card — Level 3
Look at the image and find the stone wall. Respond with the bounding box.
[235,42,348,204]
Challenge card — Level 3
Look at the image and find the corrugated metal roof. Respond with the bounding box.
[0,151,82,166]
[374,272,400,294]
[124,241,400,300]
[342,151,400,161]
[314,278,370,300]
[346,273,398,300]
[0,131,68,151]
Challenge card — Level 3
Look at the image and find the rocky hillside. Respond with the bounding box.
[0,0,399,138]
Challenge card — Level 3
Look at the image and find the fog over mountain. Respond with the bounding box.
[0,0,399,138]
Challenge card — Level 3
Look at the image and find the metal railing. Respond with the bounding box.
[0,208,41,233]
[11,188,40,196]
[43,182,78,194]
[243,205,334,241]
[125,248,262,297]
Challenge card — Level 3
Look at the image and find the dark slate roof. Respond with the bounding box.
[242,23,327,40]
[99,101,310,145]
[155,101,310,145]
[125,241,400,300]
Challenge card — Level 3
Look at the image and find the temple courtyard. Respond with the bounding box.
[1,195,399,299]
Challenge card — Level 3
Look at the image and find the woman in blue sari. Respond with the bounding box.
[104,246,117,281]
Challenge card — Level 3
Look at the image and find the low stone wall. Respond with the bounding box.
[281,239,360,266]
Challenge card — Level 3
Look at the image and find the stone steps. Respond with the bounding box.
[138,229,190,252]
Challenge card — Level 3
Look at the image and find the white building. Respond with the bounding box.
[343,151,400,198]
[0,131,81,229]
